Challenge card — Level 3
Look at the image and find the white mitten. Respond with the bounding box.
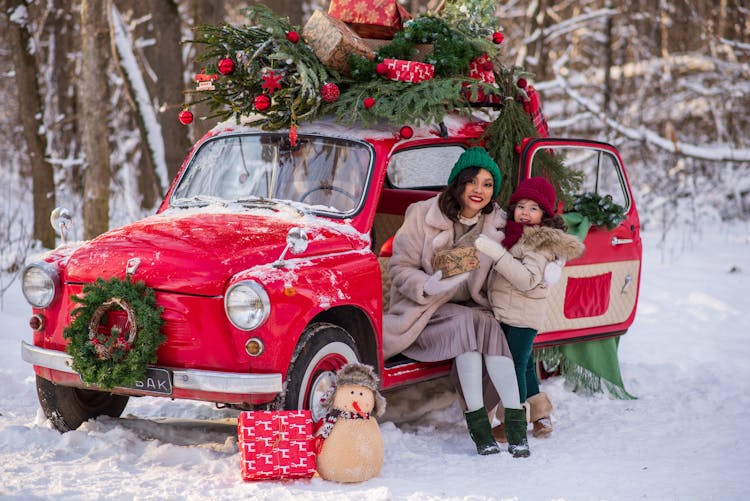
[475,234,506,262]
[543,259,565,286]
[423,270,469,296]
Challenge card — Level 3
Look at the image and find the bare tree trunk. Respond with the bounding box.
[80,0,111,239]
[602,0,614,114]
[267,0,304,24]
[45,0,83,198]
[187,0,226,142]
[6,0,57,248]
[149,0,191,182]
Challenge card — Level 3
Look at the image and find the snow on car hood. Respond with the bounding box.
[64,210,367,296]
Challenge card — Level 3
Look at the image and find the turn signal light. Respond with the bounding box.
[245,338,264,357]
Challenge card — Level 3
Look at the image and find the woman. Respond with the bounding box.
[382,147,529,457]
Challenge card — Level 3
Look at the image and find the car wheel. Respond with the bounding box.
[283,323,360,422]
[35,375,130,432]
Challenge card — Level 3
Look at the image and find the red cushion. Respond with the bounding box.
[379,236,394,257]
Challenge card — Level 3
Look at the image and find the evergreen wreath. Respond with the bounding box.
[63,277,166,390]
[572,192,627,229]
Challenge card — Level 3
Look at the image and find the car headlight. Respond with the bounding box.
[224,280,270,330]
[22,262,60,308]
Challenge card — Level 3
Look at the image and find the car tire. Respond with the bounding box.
[35,375,130,432]
[283,323,360,422]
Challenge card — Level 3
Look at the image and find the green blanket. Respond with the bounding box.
[536,338,635,399]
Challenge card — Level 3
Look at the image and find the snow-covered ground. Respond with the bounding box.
[1,224,749,500]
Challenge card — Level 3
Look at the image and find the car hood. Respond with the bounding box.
[64,211,365,296]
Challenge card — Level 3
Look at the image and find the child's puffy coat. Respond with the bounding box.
[488,225,584,330]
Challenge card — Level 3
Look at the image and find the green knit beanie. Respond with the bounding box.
[448,147,502,198]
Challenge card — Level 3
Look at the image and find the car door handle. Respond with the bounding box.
[621,274,632,294]
[611,236,633,246]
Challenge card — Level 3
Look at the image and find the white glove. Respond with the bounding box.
[475,234,506,262]
[423,270,469,296]
[543,259,565,287]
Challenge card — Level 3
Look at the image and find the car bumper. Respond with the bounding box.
[21,341,282,395]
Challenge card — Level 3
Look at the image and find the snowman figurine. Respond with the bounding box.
[315,363,386,483]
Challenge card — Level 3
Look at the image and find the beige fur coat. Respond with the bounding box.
[488,224,585,330]
[382,196,507,359]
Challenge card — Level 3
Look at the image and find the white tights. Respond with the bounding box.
[455,351,521,413]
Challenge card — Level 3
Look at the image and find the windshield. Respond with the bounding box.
[171,133,372,215]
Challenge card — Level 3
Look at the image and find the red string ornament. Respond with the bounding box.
[254,94,271,111]
[286,31,300,43]
[218,58,235,75]
[321,83,340,103]
[178,109,193,125]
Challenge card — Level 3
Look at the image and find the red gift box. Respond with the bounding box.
[468,55,495,84]
[238,410,316,481]
[381,58,434,83]
[329,0,411,39]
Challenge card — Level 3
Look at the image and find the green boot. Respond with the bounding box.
[504,407,530,458]
[464,408,501,455]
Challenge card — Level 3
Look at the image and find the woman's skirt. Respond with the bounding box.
[402,302,511,362]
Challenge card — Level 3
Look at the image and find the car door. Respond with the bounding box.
[520,138,642,346]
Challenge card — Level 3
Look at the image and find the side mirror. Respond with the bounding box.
[286,227,309,255]
[50,207,73,244]
[273,227,308,268]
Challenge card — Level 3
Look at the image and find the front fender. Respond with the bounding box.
[232,250,382,378]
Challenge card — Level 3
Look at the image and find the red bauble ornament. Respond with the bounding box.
[399,126,413,139]
[286,31,300,43]
[375,63,388,76]
[363,97,376,109]
[482,61,494,72]
[492,32,504,44]
[517,78,528,89]
[254,94,271,111]
[218,58,235,75]
[178,109,193,125]
[320,83,340,103]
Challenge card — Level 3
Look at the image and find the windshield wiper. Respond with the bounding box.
[235,197,305,216]
[172,195,226,208]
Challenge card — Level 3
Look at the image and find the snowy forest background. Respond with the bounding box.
[1,0,749,303]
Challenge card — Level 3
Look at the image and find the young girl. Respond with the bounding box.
[474,177,584,439]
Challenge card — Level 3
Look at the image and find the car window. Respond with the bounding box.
[171,134,372,215]
[531,146,629,210]
[387,145,466,189]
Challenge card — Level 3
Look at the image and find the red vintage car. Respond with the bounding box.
[20,114,641,431]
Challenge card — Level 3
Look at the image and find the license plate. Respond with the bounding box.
[125,367,173,395]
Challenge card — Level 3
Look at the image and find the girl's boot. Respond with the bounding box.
[464,408,501,455]
[504,407,530,458]
[527,392,553,438]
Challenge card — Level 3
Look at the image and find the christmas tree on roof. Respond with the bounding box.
[183,2,577,206]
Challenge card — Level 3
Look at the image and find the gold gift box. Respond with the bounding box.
[303,10,375,74]
[431,246,480,278]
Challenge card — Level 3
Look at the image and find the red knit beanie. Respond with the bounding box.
[509,177,556,216]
